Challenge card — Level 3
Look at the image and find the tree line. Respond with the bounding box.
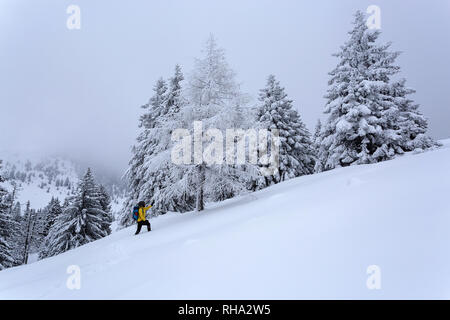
[120,11,437,226]
[0,166,112,270]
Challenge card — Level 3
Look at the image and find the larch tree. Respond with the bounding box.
[186,35,256,211]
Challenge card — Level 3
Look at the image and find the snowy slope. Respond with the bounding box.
[1,141,450,299]
[1,155,126,221]
[2,155,79,209]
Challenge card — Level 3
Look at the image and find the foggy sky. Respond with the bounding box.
[1,0,449,175]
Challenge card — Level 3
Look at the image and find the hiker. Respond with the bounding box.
[134,201,152,235]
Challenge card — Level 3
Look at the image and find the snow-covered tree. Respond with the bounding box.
[185,35,256,211]
[313,119,322,149]
[121,65,196,227]
[166,65,185,117]
[390,79,437,151]
[20,201,35,264]
[31,208,47,251]
[4,181,20,217]
[41,169,110,258]
[97,185,113,233]
[141,65,195,215]
[121,77,168,227]
[121,36,258,220]
[62,198,70,210]
[313,119,323,169]
[1,180,23,262]
[98,185,111,213]
[0,161,15,270]
[256,75,315,186]
[316,11,436,172]
[141,77,168,129]
[41,197,62,239]
[12,201,21,219]
[148,65,197,215]
[125,77,168,211]
[9,202,23,266]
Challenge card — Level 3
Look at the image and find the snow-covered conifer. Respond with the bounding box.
[147,65,197,215]
[313,119,322,154]
[121,77,169,226]
[124,77,169,219]
[256,75,315,186]
[41,198,62,239]
[390,79,437,151]
[0,161,15,270]
[41,169,110,258]
[20,202,36,264]
[121,65,196,226]
[317,11,436,171]
[97,185,113,234]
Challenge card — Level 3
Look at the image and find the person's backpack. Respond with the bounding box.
[132,206,139,221]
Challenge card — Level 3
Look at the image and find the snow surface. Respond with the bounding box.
[1,141,450,299]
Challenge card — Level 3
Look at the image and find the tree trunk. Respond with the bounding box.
[196,164,205,212]
[22,212,35,265]
[8,184,17,216]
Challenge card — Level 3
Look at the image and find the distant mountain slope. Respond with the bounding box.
[1,141,449,299]
[2,156,79,209]
[1,155,126,219]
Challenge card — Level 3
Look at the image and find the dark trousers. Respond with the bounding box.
[135,220,151,234]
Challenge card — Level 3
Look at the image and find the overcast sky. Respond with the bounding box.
[1,0,449,175]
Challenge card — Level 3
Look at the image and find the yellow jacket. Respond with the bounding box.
[138,205,152,222]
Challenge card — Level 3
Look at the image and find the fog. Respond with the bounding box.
[1,0,449,176]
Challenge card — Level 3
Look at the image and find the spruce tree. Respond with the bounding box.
[12,201,21,219]
[256,75,315,185]
[317,11,436,171]
[390,79,437,151]
[41,198,62,239]
[62,198,70,210]
[121,65,196,226]
[97,185,112,235]
[41,169,110,258]
[31,208,47,251]
[313,119,322,151]
[149,65,197,215]
[121,78,169,226]
[0,161,14,270]
[312,119,323,171]
[9,205,23,266]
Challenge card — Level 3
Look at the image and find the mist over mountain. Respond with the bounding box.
[1,153,126,215]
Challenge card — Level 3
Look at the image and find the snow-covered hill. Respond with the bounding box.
[2,156,79,209]
[1,141,450,299]
[1,155,126,221]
